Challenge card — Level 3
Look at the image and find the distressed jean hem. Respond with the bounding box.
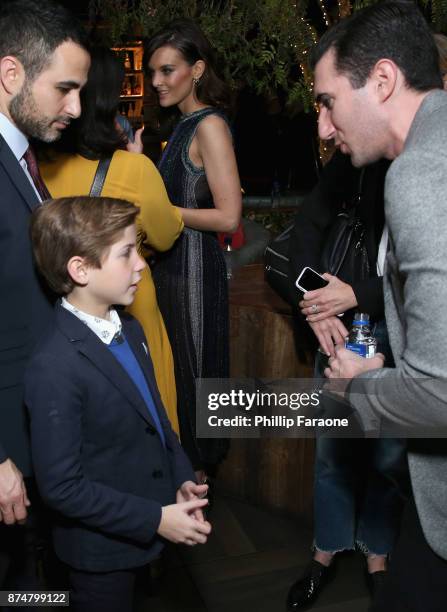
[356,539,391,557]
[312,541,355,555]
[312,540,390,557]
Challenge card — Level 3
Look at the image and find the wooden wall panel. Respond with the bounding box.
[218,265,316,523]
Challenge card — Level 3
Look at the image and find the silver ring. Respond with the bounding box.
[311,304,318,313]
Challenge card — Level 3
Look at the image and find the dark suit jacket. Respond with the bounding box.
[25,304,195,572]
[0,133,53,475]
[286,151,390,320]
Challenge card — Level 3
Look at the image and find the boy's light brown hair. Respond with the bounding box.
[31,196,140,295]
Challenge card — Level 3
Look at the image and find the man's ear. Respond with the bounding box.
[0,56,25,96]
[67,256,90,286]
[370,59,398,102]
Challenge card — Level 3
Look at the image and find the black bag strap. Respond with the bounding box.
[348,167,366,211]
[89,157,112,196]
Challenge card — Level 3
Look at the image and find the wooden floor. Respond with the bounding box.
[139,490,372,612]
[0,490,372,612]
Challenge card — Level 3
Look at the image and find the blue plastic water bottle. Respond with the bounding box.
[345,313,377,358]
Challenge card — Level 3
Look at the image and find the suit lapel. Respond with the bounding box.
[123,319,169,429]
[56,306,156,427]
[78,334,159,428]
[0,134,40,212]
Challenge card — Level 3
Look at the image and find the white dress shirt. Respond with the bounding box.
[61,298,122,345]
[0,112,42,201]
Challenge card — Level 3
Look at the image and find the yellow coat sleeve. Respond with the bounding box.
[106,151,183,253]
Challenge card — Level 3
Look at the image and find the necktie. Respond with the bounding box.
[23,146,51,202]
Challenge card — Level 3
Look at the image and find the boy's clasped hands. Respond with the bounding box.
[158,480,212,546]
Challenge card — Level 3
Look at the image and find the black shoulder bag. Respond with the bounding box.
[320,168,370,284]
[89,157,112,196]
[264,167,369,301]
[264,222,295,302]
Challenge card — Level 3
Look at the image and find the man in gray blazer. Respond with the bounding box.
[313,2,447,610]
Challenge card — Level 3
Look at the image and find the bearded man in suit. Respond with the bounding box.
[0,0,89,589]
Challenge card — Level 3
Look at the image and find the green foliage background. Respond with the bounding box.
[89,0,317,110]
[89,0,447,110]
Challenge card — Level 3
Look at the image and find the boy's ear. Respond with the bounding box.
[67,256,89,286]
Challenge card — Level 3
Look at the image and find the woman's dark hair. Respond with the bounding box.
[58,46,127,159]
[143,19,231,110]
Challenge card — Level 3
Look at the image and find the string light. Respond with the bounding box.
[317,0,330,26]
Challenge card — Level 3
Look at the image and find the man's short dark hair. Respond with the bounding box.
[30,196,140,295]
[311,1,443,92]
[0,0,88,82]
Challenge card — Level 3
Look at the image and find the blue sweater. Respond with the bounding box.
[108,334,166,447]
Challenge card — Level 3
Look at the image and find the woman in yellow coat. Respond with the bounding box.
[41,47,182,432]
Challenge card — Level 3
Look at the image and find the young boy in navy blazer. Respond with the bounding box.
[25,196,210,612]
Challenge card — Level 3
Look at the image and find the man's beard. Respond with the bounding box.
[9,81,66,143]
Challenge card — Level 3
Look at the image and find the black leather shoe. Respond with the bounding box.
[286,560,335,611]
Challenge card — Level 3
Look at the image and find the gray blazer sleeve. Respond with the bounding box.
[347,149,447,434]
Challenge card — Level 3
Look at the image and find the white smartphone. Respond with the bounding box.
[295,266,329,292]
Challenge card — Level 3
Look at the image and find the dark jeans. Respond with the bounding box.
[371,497,447,612]
[314,437,406,554]
[313,319,407,555]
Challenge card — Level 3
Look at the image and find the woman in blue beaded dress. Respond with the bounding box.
[144,20,242,480]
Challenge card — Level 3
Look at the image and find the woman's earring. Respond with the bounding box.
[193,77,201,86]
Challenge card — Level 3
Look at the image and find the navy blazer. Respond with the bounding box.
[25,304,195,572]
[0,133,53,475]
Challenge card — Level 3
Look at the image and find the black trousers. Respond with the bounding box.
[371,496,447,612]
[0,479,49,587]
[0,479,60,612]
[69,567,138,612]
